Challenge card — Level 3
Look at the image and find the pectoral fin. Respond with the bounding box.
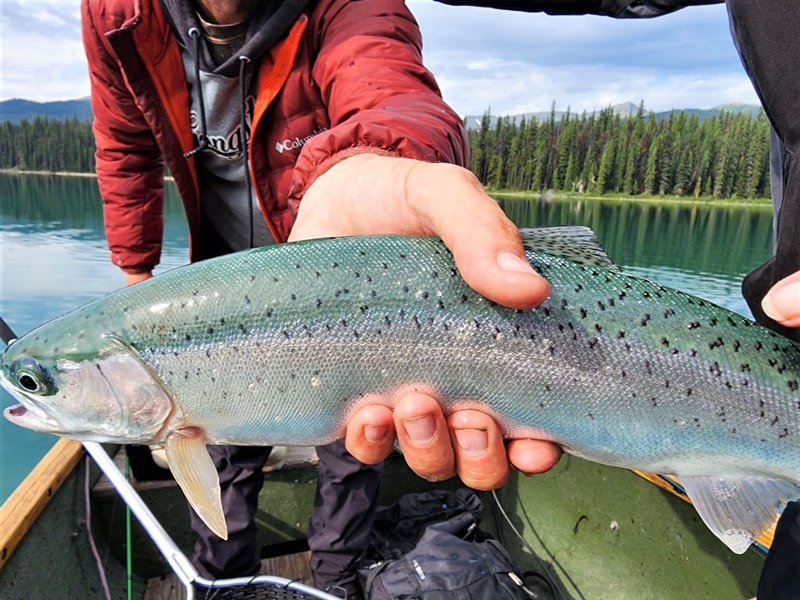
[165,430,228,540]
[681,475,800,554]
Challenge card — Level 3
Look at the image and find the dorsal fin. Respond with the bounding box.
[520,226,618,270]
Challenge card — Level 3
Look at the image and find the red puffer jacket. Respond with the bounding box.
[81,0,469,273]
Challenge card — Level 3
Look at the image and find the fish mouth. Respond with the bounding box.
[3,402,58,433]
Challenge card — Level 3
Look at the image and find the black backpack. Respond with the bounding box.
[356,489,536,599]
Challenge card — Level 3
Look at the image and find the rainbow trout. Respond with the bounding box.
[2,227,800,551]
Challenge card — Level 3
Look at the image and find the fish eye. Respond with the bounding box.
[12,359,56,396]
[18,373,40,391]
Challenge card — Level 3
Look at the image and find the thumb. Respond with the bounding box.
[407,163,550,310]
[762,270,800,327]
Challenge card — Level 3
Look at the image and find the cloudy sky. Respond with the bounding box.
[0,0,758,116]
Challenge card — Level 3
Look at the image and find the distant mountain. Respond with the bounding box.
[0,98,93,123]
[1,97,763,129]
[462,102,763,131]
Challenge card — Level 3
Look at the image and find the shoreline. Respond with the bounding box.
[0,168,176,182]
[490,188,773,209]
[0,169,772,208]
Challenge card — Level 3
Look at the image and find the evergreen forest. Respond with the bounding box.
[0,105,773,200]
[0,117,96,173]
[471,104,771,199]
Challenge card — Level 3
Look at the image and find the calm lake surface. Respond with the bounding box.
[0,173,774,503]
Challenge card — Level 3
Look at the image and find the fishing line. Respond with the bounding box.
[491,489,584,600]
[85,455,112,600]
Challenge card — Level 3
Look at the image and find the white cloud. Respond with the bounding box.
[0,0,88,101]
[0,0,758,115]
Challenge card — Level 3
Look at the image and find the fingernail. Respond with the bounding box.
[497,252,535,274]
[365,425,388,444]
[403,415,436,444]
[762,281,800,323]
[454,429,488,457]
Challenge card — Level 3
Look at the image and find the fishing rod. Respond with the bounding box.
[0,316,17,345]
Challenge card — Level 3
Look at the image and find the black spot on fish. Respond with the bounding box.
[588,338,598,349]
[474,318,481,330]
[709,337,724,350]
[619,291,627,301]
[709,362,722,377]
[780,428,790,439]
[580,308,588,319]
[772,416,780,426]
[403,285,409,293]
[431,271,439,278]
[595,324,603,333]
[438,300,446,310]
[789,381,799,392]
[755,341,763,351]
[316,299,323,308]
[333,262,339,268]
[617,330,626,339]
[450,268,458,277]
[688,321,701,330]
[266,308,273,317]
[421,292,429,299]
[597,301,606,311]
[341,319,349,328]
[360,305,369,314]
[220,317,226,325]
[663,309,675,319]
[283,330,291,339]
[384,315,392,326]
[461,294,468,304]
[661,337,670,347]
[575,284,584,293]
[686,388,692,396]
[185,333,192,342]
[413,316,421,329]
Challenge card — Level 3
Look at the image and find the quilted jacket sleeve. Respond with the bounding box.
[82,0,165,274]
[289,0,470,201]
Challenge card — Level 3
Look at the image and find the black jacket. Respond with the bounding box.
[434,0,722,18]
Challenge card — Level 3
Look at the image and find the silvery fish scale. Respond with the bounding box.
[4,228,800,552]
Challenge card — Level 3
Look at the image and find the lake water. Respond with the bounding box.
[0,173,774,503]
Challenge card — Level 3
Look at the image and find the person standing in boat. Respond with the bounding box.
[81,0,559,593]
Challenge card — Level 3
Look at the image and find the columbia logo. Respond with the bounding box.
[273,127,328,155]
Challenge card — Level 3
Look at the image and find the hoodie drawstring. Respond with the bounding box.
[183,25,256,249]
[238,55,254,250]
[183,28,209,158]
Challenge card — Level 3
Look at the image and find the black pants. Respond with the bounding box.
[189,440,382,588]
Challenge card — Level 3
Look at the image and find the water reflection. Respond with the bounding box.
[497,194,774,309]
[0,173,189,502]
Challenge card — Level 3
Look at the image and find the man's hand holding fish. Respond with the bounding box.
[290,153,561,489]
